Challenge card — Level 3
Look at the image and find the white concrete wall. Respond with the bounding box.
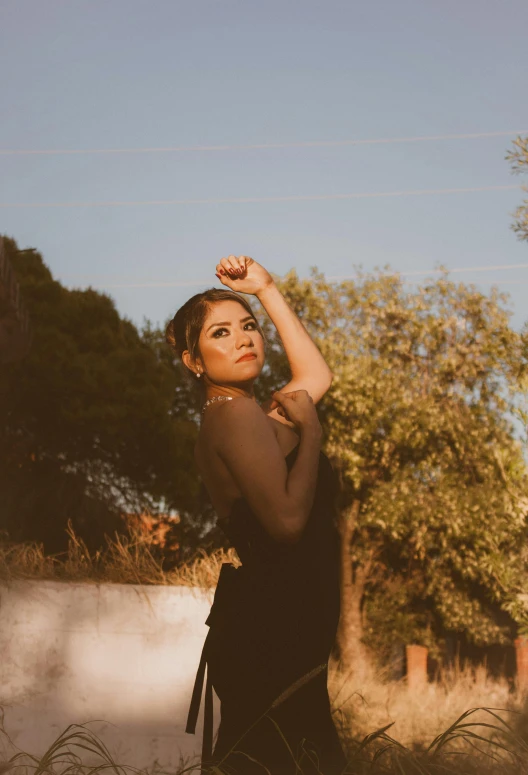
[0,579,221,772]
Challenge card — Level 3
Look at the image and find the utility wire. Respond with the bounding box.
[0,184,520,209]
[0,130,526,158]
[66,263,528,290]
[328,262,528,280]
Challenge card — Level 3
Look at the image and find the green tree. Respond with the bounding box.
[506,134,528,242]
[0,236,197,553]
[263,267,528,673]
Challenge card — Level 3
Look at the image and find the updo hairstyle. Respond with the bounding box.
[165,288,267,403]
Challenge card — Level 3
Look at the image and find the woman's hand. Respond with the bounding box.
[215,255,275,296]
[269,390,322,435]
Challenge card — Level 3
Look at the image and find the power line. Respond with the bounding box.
[0,184,520,209]
[328,262,528,280]
[64,262,528,290]
[0,129,526,157]
[475,279,528,285]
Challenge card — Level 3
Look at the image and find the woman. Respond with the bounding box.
[167,255,347,774]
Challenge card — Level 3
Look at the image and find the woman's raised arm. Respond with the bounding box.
[255,282,333,407]
[215,255,333,424]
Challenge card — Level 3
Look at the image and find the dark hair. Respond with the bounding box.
[165,288,267,404]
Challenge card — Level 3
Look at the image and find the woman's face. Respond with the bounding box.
[195,299,264,386]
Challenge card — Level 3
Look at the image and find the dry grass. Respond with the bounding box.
[323,659,528,772]
[2,530,528,771]
[0,521,237,592]
[327,658,526,750]
[1,689,527,775]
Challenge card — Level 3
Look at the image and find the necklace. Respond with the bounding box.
[201,395,233,415]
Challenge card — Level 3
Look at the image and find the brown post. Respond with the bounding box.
[514,637,528,692]
[406,644,428,690]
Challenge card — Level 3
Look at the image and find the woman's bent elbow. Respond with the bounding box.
[282,517,305,545]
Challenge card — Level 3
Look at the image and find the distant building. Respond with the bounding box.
[0,236,32,363]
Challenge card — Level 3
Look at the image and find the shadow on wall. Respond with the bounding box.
[0,579,217,771]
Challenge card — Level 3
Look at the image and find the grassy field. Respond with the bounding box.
[1,688,527,775]
[1,527,527,773]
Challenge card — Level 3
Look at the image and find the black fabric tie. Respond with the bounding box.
[185,562,241,770]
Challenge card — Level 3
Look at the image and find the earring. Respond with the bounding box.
[196,371,201,378]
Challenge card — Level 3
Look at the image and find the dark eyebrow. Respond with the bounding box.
[206,315,255,333]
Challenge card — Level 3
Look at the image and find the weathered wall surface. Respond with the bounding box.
[0,579,219,771]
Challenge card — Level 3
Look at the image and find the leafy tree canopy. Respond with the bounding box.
[506,134,528,242]
[260,267,528,653]
[0,236,197,552]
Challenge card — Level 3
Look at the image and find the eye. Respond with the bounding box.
[212,321,258,338]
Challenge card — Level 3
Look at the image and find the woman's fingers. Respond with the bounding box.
[272,396,285,415]
[219,257,232,274]
[220,255,246,275]
[216,255,252,283]
[222,255,239,274]
[272,393,290,411]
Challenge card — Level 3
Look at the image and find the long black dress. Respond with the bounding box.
[185,442,347,774]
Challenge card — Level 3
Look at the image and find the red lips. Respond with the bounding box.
[236,353,257,362]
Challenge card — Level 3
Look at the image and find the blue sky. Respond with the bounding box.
[1,0,527,331]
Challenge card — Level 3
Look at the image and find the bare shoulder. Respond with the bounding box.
[196,397,303,542]
[208,396,276,454]
[205,397,297,542]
